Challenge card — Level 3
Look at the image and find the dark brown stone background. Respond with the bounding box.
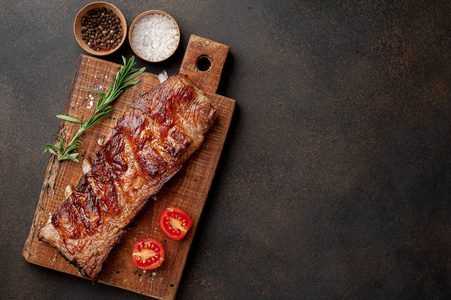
[1,0,450,299]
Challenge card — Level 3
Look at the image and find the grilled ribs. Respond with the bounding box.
[38,74,217,281]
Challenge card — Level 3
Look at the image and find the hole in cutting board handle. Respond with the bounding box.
[195,55,212,72]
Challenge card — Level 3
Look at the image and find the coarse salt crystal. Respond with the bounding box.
[131,13,179,62]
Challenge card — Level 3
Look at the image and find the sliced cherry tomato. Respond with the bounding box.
[158,207,192,240]
[132,238,165,270]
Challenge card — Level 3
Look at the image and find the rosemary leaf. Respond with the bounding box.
[46,148,57,155]
[58,135,64,151]
[45,144,60,152]
[44,56,146,162]
[78,88,105,96]
[65,142,83,154]
[56,115,82,124]
[90,108,115,126]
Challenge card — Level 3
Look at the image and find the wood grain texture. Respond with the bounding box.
[180,34,230,95]
[23,36,235,300]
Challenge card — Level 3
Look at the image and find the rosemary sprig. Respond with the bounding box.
[43,56,145,162]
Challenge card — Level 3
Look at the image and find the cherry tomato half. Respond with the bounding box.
[132,238,165,270]
[158,207,192,240]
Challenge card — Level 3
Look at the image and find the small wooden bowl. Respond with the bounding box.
[129,10,180,62]
[73,2,127,56]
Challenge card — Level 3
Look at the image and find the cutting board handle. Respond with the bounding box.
[179,35,230,95]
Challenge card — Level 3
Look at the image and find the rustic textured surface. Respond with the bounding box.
[1,0,450,299]
[22,54,235,300]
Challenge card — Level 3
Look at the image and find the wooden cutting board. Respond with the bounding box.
[23,35,235,300]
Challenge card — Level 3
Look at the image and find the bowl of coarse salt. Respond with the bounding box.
[129,10,180,63]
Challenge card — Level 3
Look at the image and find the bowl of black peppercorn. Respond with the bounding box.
[74,2,127,56]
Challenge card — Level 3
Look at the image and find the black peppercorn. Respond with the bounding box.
[81,7,123,52]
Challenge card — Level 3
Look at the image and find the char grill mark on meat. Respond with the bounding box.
[38,74,217,282]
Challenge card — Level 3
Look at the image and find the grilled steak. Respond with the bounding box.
[38,74,217,282]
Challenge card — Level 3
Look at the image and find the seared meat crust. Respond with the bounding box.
[38,74,217,281]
